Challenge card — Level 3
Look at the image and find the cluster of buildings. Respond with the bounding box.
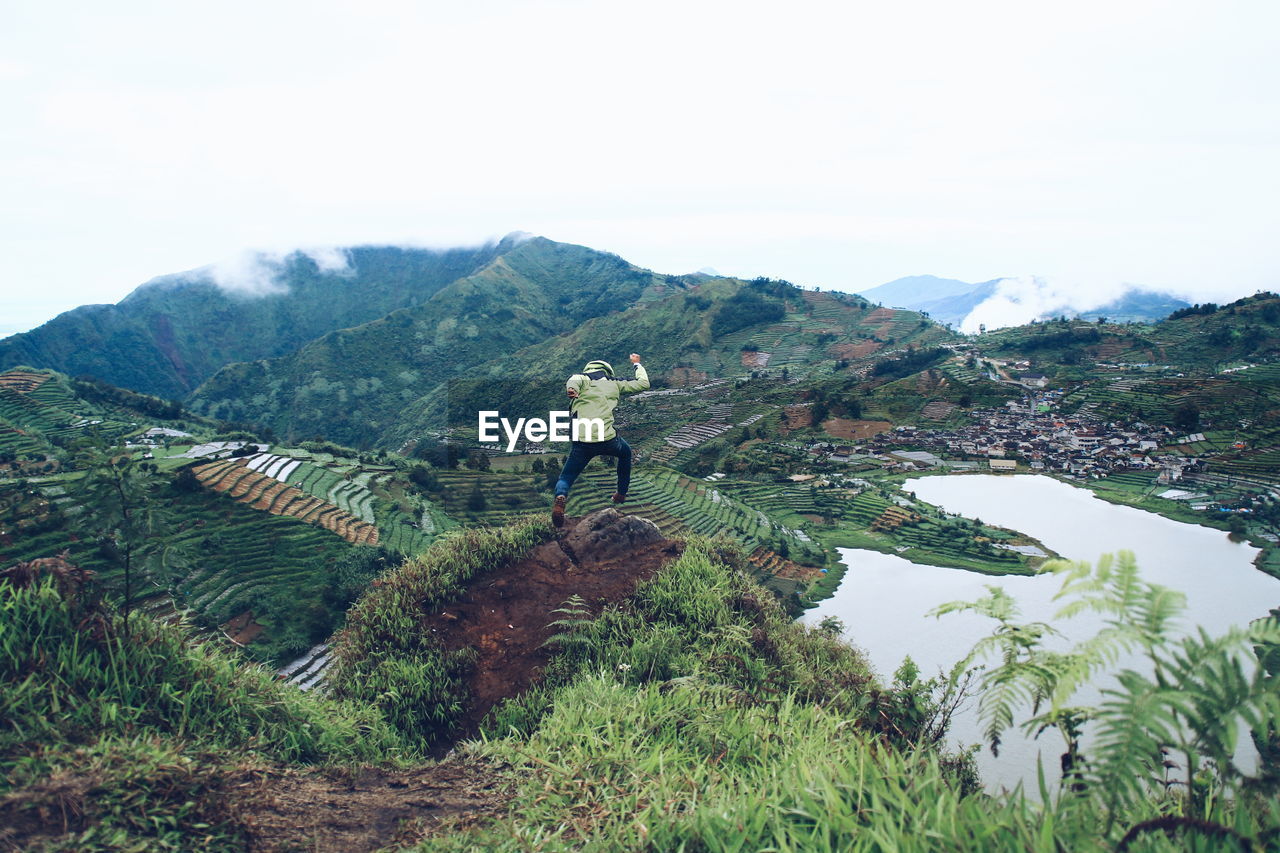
[807,394,1199,482]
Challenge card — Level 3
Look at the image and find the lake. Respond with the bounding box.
[801,474,1278,793]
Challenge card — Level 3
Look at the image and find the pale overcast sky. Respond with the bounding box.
[2,0,1278,335]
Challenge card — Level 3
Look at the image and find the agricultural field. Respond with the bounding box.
[0,367,201,471]
[564,464,809,555]
[191,458,379,545]
[560,463,827,605]
[431,468,549,526]
[0,471,358,662]
[808,479,1046,574]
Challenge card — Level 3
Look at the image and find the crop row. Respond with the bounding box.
[2,478,353,633]
[193,460,378,545]
[0,421,47,457]
[0,370,52,394]
[1207,448,1280,484]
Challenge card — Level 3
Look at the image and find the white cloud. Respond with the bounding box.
[299,247,353,276]
[204,247,353,296]
[206,252,292,297]
[957,276,1194,333]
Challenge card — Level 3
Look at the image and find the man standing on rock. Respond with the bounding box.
[552,353,648,527]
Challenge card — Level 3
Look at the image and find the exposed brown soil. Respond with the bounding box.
[741,350,771,368]
[668,366,709,386]
[239,758,512,852]
[1,512,686,853]
[192,460,378,545]
[830,340,882,360]
[821,418,892,440]
[914,370,948,393]
[0,757,511,853]
[781,404,814,432]
[747,546,823,582]
[422,509,683,744]
[0,370,52,393]
[866,307,896,323]
[222,609,265,645]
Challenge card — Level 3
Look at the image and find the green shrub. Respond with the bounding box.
[325,518,552,749]
[0,574,407,778]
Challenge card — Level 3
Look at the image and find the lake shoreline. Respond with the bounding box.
[801,473,1276,793]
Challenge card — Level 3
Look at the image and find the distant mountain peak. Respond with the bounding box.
[862,274,1190,331]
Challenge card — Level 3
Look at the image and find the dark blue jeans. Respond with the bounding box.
[554,436,632,498]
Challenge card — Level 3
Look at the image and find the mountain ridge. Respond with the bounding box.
[0,237,527,398]
[862,274,1190,328]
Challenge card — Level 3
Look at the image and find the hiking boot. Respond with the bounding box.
[552,495,567,527]
[612,492,626,504]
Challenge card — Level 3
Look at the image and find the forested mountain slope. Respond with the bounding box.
[0,240,516,398]
[187,237,694,446]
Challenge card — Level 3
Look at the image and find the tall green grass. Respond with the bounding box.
[417,540,992,851]
[414,543,1280,852]
[0,575,407,779]
[325,517,553,750]
[0,567,414,851]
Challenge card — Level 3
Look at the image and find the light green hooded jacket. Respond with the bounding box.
[566,359,649,442]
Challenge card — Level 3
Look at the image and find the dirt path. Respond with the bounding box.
[239,758,510,852]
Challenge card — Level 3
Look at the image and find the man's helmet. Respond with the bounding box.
[583,360,614,378]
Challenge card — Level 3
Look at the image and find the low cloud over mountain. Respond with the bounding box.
[861,274,1189,331]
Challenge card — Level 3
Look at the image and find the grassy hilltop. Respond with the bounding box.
[4,517,1278,851]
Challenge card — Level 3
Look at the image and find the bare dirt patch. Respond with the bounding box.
[0,757,511,853]
[915,370,948,394]
[781,405,814,432]
[239,759,511,853]
[222,610,265,645]
[422,509,684,743]
[741,350,771,368]
[866,307,896,323]
[821,419,892,441]
[748,547,823,582]
[830,340,882,360]
[920,401,957,420]
[0,371,51,393]
[668,367,709,386]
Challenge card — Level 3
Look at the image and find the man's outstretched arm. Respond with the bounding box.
[616,353,650,393]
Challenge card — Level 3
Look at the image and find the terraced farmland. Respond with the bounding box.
[278,642,333,691]
[280,458,380,523]
[192,458,378,545]
[650,420,734,463]
[0,369,52,393]
[0,421,47,459]
[0,369,136,453]
[564,465,791,549]
[432,468,547,526]
[1,477,354,635]
[1208,447,1280,485]
[716,480,823,524]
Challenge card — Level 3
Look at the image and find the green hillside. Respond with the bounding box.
[5,520,1277,851]
[188,237,697,446]
[0,368,457,665]
[0,241,514,398]
[392,280,956,447]
[982,292,1280,373]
